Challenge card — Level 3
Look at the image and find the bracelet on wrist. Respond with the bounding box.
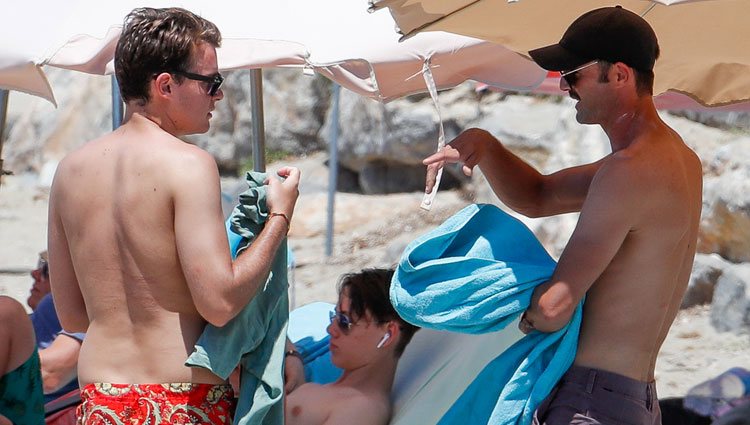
[285,349,303,362]
[270,212,291,232]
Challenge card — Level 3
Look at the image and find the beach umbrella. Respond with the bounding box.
[369,0,750,107]
[44,0,545,102]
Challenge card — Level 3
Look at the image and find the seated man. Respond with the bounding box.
[28,251,85,403]
[285,268,419,425]
[0,296,45,424]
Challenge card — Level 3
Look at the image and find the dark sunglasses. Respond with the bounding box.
[329,310,356,334]
[560,60,599,87]
[173,70,224,96]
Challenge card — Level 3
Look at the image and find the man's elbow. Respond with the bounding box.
[533,302,576,333]
[42,373,63,394]
[199,300,239,328]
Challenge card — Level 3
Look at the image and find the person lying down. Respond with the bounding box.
[284,268,419,425]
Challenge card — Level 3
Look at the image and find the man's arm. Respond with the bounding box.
[48,164,89,333]
[39,333,81,394]
[173,150,300,327]
[424,128,605,217]
[521,157,641,332]
[284,339,305,394]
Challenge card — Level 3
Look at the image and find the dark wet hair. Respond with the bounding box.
[114,7,221,104]
[338,268,419,357]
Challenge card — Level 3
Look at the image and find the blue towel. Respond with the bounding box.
[186,171,289,425]
[392,203,582,425]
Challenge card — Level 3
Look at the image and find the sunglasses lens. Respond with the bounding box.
[209,76,223,96]
[562,72,577,87]
[329,310,352,334]
[338,314,351,329]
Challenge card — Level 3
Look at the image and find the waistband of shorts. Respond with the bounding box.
[80,382,233,396]
[560,365,656,401]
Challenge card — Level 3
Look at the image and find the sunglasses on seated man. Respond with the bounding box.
[173,70,224,96]
[329,310,391,335]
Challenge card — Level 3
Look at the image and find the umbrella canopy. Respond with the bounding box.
[43,0,546,102]
[369,0,750,107]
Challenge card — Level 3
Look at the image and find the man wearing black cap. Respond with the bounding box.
[424,6,702,425]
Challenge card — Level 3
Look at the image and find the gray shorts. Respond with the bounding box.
[533,365,661,425]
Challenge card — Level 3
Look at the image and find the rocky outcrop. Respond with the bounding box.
[698,139,750,263]
[683,253,732,309]
[710,263,750,333]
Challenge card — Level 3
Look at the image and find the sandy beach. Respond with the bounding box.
[2,159,748,400]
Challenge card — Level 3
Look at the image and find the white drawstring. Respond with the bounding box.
[419,57,445,211]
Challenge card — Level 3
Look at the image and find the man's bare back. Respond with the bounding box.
[49,116,226,384]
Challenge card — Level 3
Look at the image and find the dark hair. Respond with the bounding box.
[597,61,656,96]
[338,268,419,357]
[114,7,221,104]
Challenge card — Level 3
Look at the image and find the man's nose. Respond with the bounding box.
[559,76,571,92]
[30,268,42,280]
[326,321,339,338]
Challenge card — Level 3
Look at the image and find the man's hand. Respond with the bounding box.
[267,166,301,220]
[422,128,495,194]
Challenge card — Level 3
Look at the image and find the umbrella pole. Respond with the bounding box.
[111,76,124,130]
[325,84,341,257]
[0,89,8,190]
[249,69,266,172]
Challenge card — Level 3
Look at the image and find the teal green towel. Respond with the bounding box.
[392,203,582,425]
[0,348,45,425]
[186,171,289,425]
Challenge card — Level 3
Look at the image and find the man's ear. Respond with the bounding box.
[153,72,173,98]
[385,321,401,346]
[613,62,632,86]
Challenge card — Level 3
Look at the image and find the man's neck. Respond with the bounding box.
[123,105,180,137]
[335,357,398,395]
[601,96,661,152]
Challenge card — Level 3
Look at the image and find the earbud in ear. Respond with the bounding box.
[376,332,391,349]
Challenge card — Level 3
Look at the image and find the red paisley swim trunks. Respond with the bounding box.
[77,383,235,424]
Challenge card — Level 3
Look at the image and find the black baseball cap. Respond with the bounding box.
[528,6,659,72]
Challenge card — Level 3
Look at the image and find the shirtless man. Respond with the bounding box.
[285,269,419,425]
[47,7,299,423]
[424,7,702,425]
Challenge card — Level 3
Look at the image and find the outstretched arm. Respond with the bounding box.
[424,128,605,217]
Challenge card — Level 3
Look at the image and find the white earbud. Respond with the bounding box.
[376,332,391,349]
